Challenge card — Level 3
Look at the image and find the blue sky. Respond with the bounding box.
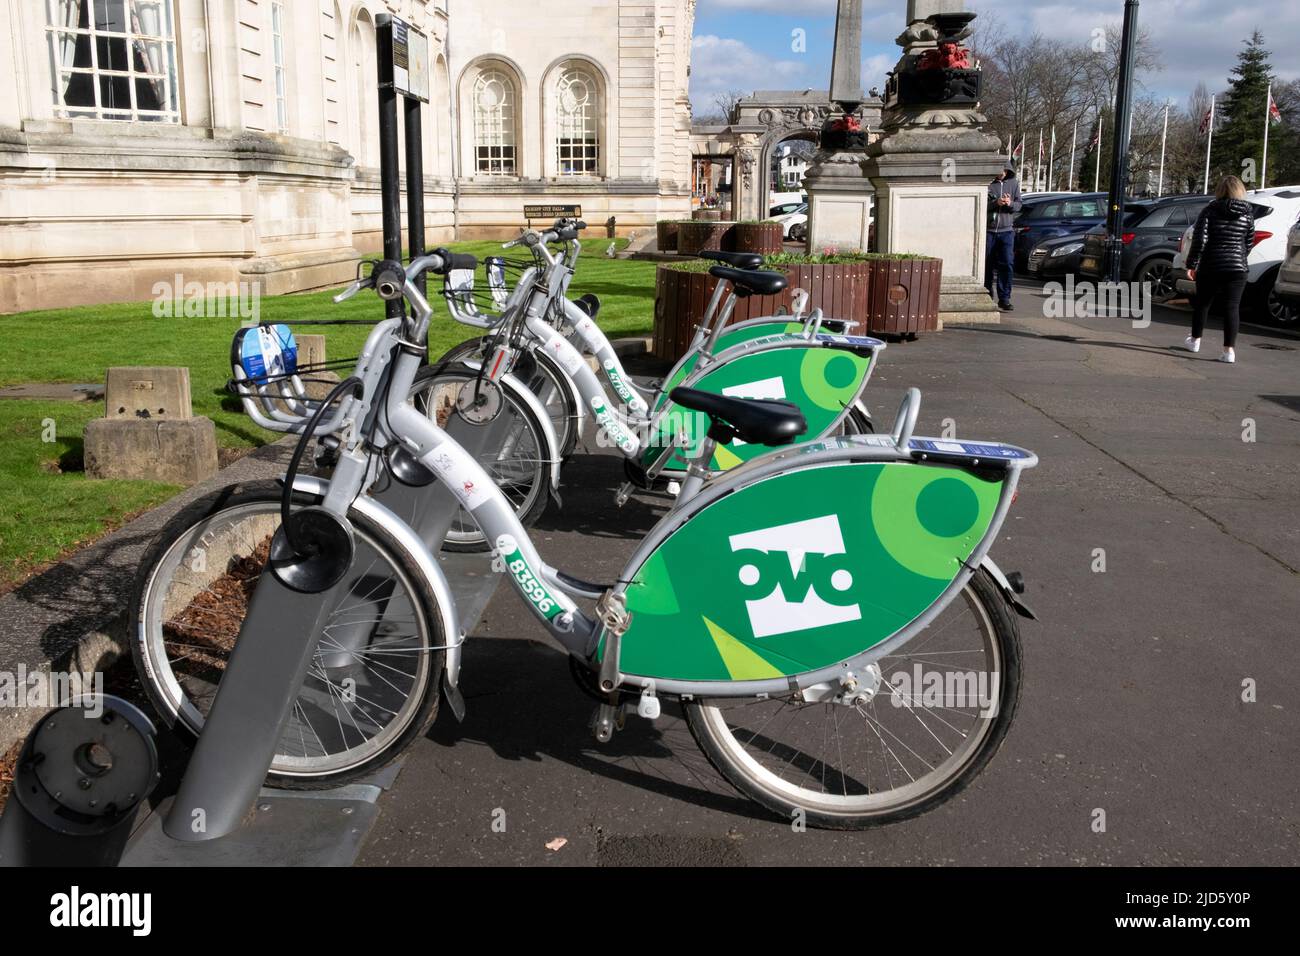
[691,0,1300,114]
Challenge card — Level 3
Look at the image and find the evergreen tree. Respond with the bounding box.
[1211,32,1297,188]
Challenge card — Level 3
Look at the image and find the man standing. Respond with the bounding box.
[986,161,1022,312]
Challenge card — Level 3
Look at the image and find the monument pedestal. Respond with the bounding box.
[865,129,1005,324]
[803,151,875,253]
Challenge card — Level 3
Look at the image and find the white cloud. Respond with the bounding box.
[691,34,809,109]
[861,53,894,90]
[699,0,896,14]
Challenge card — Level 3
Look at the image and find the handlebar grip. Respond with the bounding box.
[429,248,479,274]
[372,259,406,300]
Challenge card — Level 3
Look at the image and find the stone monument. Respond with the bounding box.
[864,0,1005,323]
[802,0,876,254]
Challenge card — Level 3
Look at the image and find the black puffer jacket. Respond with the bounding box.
[1185,197,1255,274]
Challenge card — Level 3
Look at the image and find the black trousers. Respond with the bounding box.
[1191,271,1247,348]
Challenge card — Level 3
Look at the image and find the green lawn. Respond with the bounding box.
[0,238,657,588]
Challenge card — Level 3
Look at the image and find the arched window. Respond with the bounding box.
[473,69,517,175]
[555,68,599,176]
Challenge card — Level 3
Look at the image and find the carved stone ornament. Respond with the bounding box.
[739,150,756,188]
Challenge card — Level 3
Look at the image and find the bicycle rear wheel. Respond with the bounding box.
[684,569,1021,829]
[129,481,444,789]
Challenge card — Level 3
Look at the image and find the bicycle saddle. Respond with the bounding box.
[669,386,807,447]
[708,265,788,297]
[698,250,764,270]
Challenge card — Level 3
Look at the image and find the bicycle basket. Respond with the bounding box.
[233,323,298,384]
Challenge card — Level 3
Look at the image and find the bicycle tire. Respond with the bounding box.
[128,481,445,790]
[683,568,1022,829]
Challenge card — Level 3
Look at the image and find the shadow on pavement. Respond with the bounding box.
[425,636,770,824]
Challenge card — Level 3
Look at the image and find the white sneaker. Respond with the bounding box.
[1217,350,1236,364]
[1184,336,1201,353]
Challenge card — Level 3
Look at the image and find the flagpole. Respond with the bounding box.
[1036,128,1044,192]
[1262,82,1272,189]
[1069,121,1077,191]
[1203,94,1215,193]
[1095,110,1103,192]
[1048,126,1056,191]
[1158,101,1169,197]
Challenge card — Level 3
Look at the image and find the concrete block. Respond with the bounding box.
[294,334,341,400]
[84,417,219,484]
[104,366,193,420]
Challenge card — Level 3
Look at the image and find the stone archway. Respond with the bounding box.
[757,126,819,210]
[729,92,880,221]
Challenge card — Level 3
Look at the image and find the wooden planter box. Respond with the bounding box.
[692,208,723,221]
[656,220,679,253]
[866,258,942,337]
[677,220,735,257]
[653,257,942,361]
[730,222,785,256]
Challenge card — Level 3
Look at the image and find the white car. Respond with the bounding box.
[1275,219,1300,316]
[773,203,808,240]
[769,192,806,214]
[1171,186,1300,325]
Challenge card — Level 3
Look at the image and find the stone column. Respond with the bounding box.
[864,1,1005,324]
[802,0,874,253]
[803,149,875,254]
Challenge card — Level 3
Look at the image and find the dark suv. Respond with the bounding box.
[1014,193,1109,271]
[1078,195,1211,300]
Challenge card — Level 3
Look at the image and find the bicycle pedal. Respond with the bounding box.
[590,702,619,743]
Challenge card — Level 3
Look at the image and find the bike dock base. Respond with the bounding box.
[120,549,501,866]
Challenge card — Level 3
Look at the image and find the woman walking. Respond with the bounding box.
[1183,175,1255,364]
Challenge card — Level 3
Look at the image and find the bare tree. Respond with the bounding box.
[713,89,747,124]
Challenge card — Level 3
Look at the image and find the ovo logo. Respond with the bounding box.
[728,515,862,638]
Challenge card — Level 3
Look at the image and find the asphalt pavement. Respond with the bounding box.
[358,280,1300,866]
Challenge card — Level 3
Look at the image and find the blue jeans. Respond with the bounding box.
[985,230,1014,304]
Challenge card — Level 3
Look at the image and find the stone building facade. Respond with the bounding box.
[0,0,695,313]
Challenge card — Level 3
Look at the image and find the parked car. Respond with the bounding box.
[773,203,808,240]
[1272,218,1300,313]
[1078,195,1211,300]
[1014,193,1111,271]
[1170,187,1300,325]
[1027,231,1091,279]
[769,193,806,215]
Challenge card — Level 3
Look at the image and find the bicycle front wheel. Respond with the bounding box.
[129,481,445,789]
[411,364,554,552]
[433,339,579,460]
[684,568,1021,829]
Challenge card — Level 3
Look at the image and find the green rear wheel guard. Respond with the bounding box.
[609,462,1003,683]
